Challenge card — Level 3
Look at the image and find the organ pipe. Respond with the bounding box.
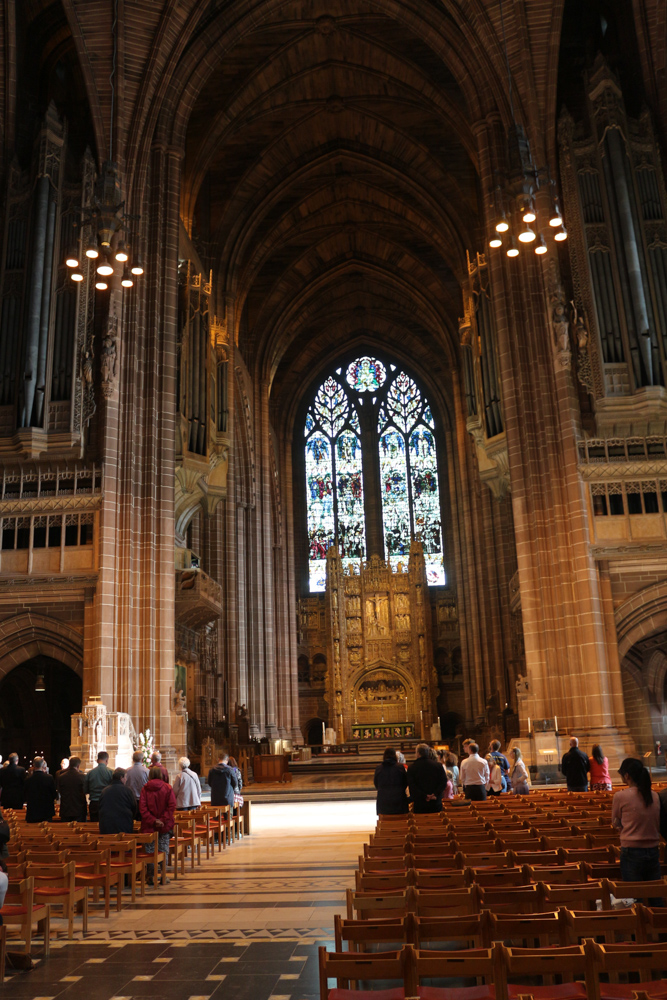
[20,175,50,427]
[33,190,57,426]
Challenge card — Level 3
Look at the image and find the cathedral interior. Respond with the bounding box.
[2,0,667,774]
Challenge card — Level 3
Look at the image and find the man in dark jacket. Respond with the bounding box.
[25,757,57,822]
[84,752,114,822]
[0,753,26,809]
[57,757,87,822]
[207,753,239,810]
[374,747,409,814]
[561,736,590,791]
[99,768,137,834]
[407,744,447,813]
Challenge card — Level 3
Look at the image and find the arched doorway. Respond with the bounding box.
[0,656,82,769]
[305,718,326,746]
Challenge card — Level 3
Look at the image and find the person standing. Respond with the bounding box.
[99,768,138,834]
[612,757,662,905]
[510,747,531,795]
[374,748,409,814]
[125,751,150,801]
[445,752,459,794]
[407,743,447,813]
[24,757,57,823]
[207,753,239,811]
[0,752,26,809]
[560,737,590,792]
[589,744,612,791]
[488,740,510,792]
[150,752,170,783]
[84,751,114,822]
[172,757,201,810]
[57,757,87,822]
[139,767,176,885]
[486,754,503,796]
[459,743,489,801]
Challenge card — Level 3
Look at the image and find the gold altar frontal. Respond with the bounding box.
[325,541,438,743]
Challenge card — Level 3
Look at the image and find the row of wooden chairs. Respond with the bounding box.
[359,846,620,872]
[334,904,667,951]
[319,939,667,1000]
[346,879,667,919]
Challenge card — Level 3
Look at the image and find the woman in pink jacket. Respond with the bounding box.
[139,767,176,885]
[589,744,612,791]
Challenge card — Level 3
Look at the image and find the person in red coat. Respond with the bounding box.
[139,767,176,885]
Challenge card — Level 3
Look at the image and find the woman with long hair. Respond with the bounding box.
[589,744,612,791]
[612,757,662,904]
[445,752,459,794]
[374,747,409,815]
[510,747,530,795]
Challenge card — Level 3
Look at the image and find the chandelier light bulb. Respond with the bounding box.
[71,271,84,282]
[95,281,108,291]
[115,242,129,262]
[495,218,509,233]
[97,261,114,277]
[130,259,144,276]
[554,227,568,242]
[121,267,134,288]
[549,208,563,227]
[522,201,537,224]
[534,236,548,255]
[85,238,99,259]
[506,238,519,258]
[518,226,536,243]
[65,252,79,268]
[489,236,503,248]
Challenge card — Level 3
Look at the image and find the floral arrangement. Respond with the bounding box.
[136,729,155,766]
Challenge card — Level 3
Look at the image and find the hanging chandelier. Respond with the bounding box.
[488,1,567,258]
[65,160,144,290]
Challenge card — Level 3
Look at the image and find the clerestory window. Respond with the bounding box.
[304,356,445,592]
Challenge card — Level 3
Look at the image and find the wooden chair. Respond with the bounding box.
[559,906,640,945]
[636,904,667,943]
[172,815,202,869]
[410,850,460,866]
[538,881,605,912]
[465,866,531,888]
[411,885,482,917]
[603,880,667,908]
[319,944,413,1000]
[134,832,168,886]
[355,871,412,892]
[412,870,468,891]
[456,850,515,868]
[105,838,143,901]
[523,863,587,885]
[412,945,498,1000]
[497,942,589,1000]
[0,877,50,956]
[413,912,488,949]
[478,883,542,914]
[73,847,123,918]
[360,856,409,874]
[346,887,410,920]
[491,907,567,946]
[26,861,87,939]
[169,824,187,879]
[334,914,411,952]
[584,938,667,1000]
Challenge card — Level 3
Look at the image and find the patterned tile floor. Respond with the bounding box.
[2,800,378,1000]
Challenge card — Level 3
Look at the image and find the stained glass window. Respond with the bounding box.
[305,357,445,590]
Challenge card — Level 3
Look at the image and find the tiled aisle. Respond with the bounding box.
[2,800,377,1000]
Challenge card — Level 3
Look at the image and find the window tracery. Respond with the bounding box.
[304,357,445,591]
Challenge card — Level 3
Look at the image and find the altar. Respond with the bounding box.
[323,541,437,742]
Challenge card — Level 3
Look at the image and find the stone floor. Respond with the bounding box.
[2,799,378,1000]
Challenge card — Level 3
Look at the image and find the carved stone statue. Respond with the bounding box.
[515,673,530,697]
[100,333,117,398]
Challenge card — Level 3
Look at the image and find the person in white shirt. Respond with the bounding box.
[459,743,489,800]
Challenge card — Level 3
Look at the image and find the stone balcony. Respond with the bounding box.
[175,568,222,629]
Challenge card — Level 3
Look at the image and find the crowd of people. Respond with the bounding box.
[0,749,244,887]
[374,739,667,898]
[373,737,652,809]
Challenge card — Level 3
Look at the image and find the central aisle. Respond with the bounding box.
[85,799,377,941]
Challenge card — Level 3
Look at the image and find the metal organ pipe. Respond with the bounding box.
[21,175,50,426]
[34,190,57,426]
[605,127,655,384]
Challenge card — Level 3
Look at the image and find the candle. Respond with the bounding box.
[528,717,531,734]
[322,721,326,745]
[554,715,558,732]
[405,696,408,717]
